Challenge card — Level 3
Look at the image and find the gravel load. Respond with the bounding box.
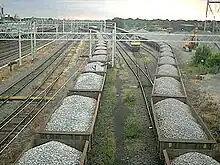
[161,47,172,52]
[46,95,96,132]
[85,62,105,72]
[93,49,107,55]
[171,152,220,165]
[160,51,174,57]
[95,46,107,50]
[154,98,207,140]
[157,64,179,76]
[74,73,103,90]
[154,77,183,96]
[16,141,82,165]
[96,43,106,47]
[159,56,176,65]
[90,55,107,62]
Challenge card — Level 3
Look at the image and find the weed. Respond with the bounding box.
[124,113,141,139]
[123,89,137,108]
[88,68,116,165]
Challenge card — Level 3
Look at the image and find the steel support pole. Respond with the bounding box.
[63,19,65,33]
[104,20,106,32]
[41,19,43,34]
[33,22,37,59]
[31,30,34,60]
[112,23,116,67]
[204,0,209,31]
[18,28,22,66]
[111,29,114,68]
[89,30,92,58]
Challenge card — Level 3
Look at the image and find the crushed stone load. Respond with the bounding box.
[171,152,220,165]
[157,64,179,76]
[90,55,107,62]
[160,51,174,57]
[154,98,207,140]
[96,43,106,47]
[85,62,105,72]
[95,46,107,50]
[16,141,82,165]
[46,95,96,132]
[159,56,176,65]
[74,73,103,90]
[93,49,107,55]
[160,45,172,52]
[154,77,183,96]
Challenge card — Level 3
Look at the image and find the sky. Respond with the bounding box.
[1,0,220,20]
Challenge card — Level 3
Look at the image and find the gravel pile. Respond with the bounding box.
[160,51,174,57]
[154,98,207,140]
[16,141,82,165]
[96,43,106,47]
[90,55,107,62]
[85,62,105,72]
[159,56,176,65]
[171,152,220,165]
[46,95,96,132]
[74,73,103,90]
[157,64,179,76]
[93,49,107,55]
[154,77,183,96]
[95,46,107,50]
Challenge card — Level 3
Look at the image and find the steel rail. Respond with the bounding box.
[116,43,154,127]
[0,57,87,155]
[0,41,72,108]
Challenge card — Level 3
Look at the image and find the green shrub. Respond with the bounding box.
[193,45,212,65]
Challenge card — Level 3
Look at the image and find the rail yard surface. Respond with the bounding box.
[0,24,219,165]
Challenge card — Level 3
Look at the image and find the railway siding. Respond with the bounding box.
[151,42,216,158]
[15,33,109,164]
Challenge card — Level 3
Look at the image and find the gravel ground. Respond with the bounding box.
[74,73,104,90]
[85,62,105,72]
[154,77,183,96]
[46,95,96,132]
[154,98,207,140]
[159,56,176,65]
[157,64,179,76]
[171,152,220,165]
[16,141,82,165]
[90,55,107,62]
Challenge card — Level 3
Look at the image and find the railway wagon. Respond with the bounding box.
[151,98,216,158]
[163,149,220,165]
[151,75,187,103]
[14,137,89,165]
[37,91,102,151]
[37,68,106,152]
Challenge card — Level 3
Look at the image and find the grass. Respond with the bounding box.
[88,68,117,165]
[122,88,137,108]
[124,112,141,139]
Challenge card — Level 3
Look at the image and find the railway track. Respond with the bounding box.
[0,41,76,154]
[116,42,161,164]
[0,33,62,67]
[0,41,72,111]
